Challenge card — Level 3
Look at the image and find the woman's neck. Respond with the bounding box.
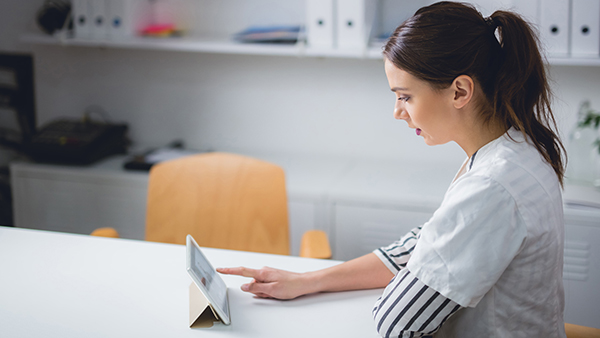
[457,120,508,158]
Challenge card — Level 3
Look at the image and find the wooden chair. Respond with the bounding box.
[565,323,600,338]
[92,152,331,258]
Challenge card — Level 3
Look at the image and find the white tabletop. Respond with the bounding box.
[0,227,381,337]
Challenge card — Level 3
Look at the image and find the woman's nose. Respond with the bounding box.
[394,104,408,120]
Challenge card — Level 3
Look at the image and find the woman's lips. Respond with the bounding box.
[416,128,422,136]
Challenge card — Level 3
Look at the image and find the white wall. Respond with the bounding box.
[29,46,467,163]
[1,0,600,170]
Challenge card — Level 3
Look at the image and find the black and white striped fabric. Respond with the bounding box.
[373,227,463,337]
[375,226,421,273]
[373,269,461,338]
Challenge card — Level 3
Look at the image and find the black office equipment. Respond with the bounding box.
[0,53,129,165]
[0,53,36,149]
[25,118,129,165]
[0,53,36,226]
[36,0,72,35]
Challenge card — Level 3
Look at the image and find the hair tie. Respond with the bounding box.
[485,16,498,31]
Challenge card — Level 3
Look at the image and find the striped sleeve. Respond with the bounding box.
[373,226,422,273]
[372,268,462,338]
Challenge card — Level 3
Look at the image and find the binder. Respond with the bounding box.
[306,0,335,49]
[571,0,600,57]
[107,0,137,40]
[540,0,571,57]
[336,0,377,51]
[73,0,91,39]
[90,0,108,40]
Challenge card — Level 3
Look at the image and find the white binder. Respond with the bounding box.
[73,0,91,39]
[306,0,335,49]
[107,0,137,40]
[540,0,571,57]
[336,0,377,51]
[571,0,600,57]
[90,0,108,40]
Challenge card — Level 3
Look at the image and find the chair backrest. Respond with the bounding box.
[565,323,600,338]
[145,152,290,255]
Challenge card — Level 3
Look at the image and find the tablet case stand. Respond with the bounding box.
[189,283,223,328]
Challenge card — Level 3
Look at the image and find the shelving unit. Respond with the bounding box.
[21,33,600,65]
[20,34,306,57]
[21,33,387,59]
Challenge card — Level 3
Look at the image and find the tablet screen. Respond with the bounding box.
[186,235,230,325]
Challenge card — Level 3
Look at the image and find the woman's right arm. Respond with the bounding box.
[217,226,423,300]
[217,252,395,300]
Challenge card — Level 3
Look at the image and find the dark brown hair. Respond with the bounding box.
[384,1,566,186]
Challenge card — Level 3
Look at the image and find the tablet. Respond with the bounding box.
[186,235,231,325]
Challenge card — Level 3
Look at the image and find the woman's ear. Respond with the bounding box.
[452,75,474,109]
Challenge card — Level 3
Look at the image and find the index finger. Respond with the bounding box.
[216,267,258,278]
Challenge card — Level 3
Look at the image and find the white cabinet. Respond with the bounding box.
[9,153,343,256]
[10,157,148,240]
[288,198,329,256]
[562,206,600,328]
[288,199,318,256]
[333,203,434,261]
[327,158,455,260]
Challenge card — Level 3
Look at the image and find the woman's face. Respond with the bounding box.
[384,59,458,146]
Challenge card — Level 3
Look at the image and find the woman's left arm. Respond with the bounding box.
[373,268,462,338]
[375,226,422,273]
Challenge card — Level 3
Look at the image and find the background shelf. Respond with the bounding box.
[20,34,305,57]
[21,34,600,65]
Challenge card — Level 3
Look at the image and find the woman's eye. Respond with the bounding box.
[398,97,410,102]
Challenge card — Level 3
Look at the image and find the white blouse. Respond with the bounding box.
[373,128,566,337]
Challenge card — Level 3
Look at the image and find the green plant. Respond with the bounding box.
[577,101,600,154]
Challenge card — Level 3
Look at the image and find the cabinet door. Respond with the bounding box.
[333,203,434,261]
[563,207,600,328]
[288,196,332,256]
[288,200,317,256]
[11,166,148,240]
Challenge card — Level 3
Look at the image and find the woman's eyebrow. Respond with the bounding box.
[391,87,409,92]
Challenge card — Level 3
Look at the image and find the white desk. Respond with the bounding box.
[0,227,381,337]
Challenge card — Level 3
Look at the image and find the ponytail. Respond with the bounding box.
[489,11,566,186]
[383,2,566,186]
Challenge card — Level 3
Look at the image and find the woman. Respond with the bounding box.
[218,2,567,337]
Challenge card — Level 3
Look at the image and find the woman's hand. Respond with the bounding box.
[216,266,315,300]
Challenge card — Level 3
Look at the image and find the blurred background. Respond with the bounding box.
[1,0,600,328]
